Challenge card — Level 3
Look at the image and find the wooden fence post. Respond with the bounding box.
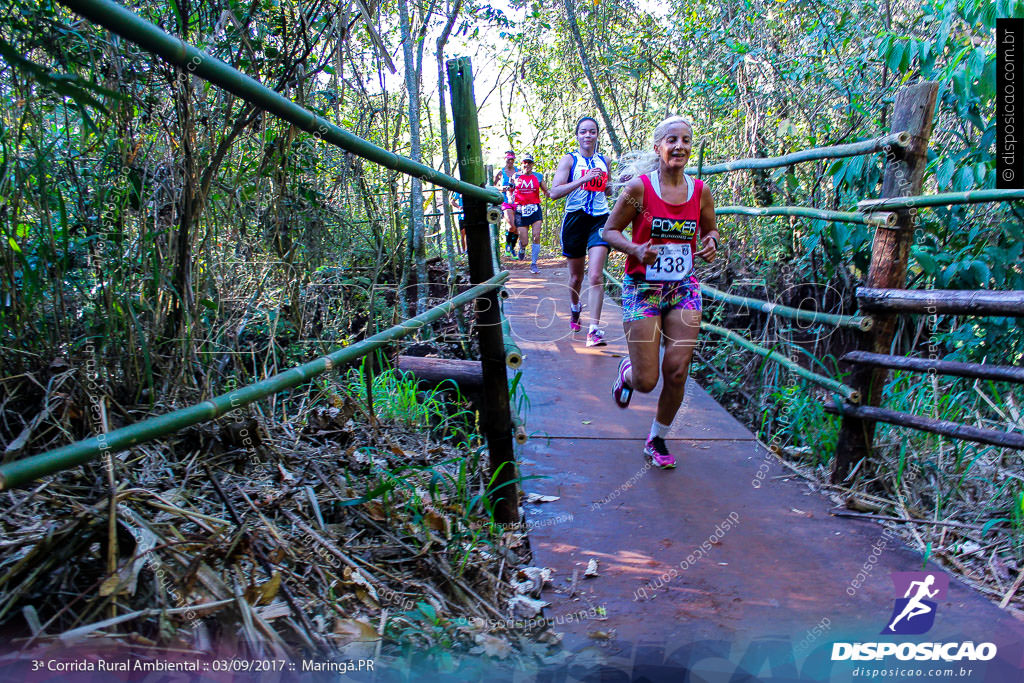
[447,57,519,524]
[832,81,939,483]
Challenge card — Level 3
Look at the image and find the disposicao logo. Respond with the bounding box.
[831,571,997,662]
[884,571,947,635]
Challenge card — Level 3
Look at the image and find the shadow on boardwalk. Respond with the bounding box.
[502,262,1024,682]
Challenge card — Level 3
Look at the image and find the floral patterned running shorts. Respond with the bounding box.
[621,274,702,324]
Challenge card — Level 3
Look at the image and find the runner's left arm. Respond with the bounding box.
[695,182,719,262]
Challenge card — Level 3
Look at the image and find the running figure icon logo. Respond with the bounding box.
[882,572,949,635]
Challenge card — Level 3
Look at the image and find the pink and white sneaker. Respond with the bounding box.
[612,358,633,409]
[644,437,677,469]
[586,328,606,347]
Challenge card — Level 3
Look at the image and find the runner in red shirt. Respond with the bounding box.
[493,151,520,258]
[601,116,721,469]
[512,153,550,273]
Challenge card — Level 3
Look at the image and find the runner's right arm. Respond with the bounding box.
[549,154,602,200]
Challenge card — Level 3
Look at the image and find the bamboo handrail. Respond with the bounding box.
[716,205,896,227]
[840,351,1024,385]
[702,284,873,331]
[0,274,510,490]
[700,323,860,402]
[55,0,502,206]
[601,270,859,401]
[825,403,1024,450]
[858,189,1024,212]
[857,288,1024,317]
[685,132,910,175]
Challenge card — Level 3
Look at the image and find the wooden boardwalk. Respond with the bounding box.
[503,260,1024,682]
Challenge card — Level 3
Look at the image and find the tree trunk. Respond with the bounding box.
[561,0,622,156]
[832,82,939,483]
[436,0,463,275]
[398,0,426,316]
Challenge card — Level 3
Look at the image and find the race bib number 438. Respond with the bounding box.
[645,243,692,281]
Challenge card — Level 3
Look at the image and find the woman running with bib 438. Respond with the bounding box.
[602,116,720,469]
[550,117,612,347]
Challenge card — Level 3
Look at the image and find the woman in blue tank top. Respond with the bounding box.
[550,117,613,347]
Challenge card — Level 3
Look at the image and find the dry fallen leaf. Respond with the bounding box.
[525,493,560,504]
[510,566,551,597]
[474,633,514,659]
[363,500,388,521]
[423,510,451,538]
[332,618,380,643]
[508,594,549,618]
[255,601,291,620]
[344,566,379,600]
[257,571,281,605]
[584,558,599,578]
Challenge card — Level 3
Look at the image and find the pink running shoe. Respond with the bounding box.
[586,328,607,347]
[612,358,633,409]
[644,437,677,469]
[570,308,582,332]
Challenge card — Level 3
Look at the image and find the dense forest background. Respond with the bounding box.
[0,0,1022,660]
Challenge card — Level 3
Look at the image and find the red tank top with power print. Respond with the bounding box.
[624,174,703,280]
[513,172,541,205]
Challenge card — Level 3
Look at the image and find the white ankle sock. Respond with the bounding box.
[649,420,671,441]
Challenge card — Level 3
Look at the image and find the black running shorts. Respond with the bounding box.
[514,204,543,228]
[560,209,609,258]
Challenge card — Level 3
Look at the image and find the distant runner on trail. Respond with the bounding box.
[602,116,720,469]
[513,153,551,274]
[450,192,465,252]
[493,151,520,258]
[550,116,612,347]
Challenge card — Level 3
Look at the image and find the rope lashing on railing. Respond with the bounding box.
[716,205,896,227]
[0,274,510,491]
[701,284,873,331]
[685,132,910,175]
[55,0,502,206]
[857,189,1024,212]
[601,270,860,402]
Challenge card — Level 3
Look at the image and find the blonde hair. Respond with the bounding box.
[613,116,694,192]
